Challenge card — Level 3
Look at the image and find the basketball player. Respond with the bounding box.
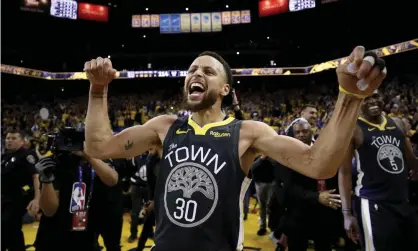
[338,91,418,251]
[84,46,386,251]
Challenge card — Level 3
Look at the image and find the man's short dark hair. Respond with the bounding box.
[302,104,316,111]
[199,51,234,107]
[6,130,25,139]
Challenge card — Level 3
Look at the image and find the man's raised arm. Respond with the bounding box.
[251,46,387,179]
[84,57,170,159]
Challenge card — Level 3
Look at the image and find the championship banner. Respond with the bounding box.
[191,13,201,32]
[231,11,241,24]
[3,39,416,79]
[141,14,151,28]
[151,14,160,27]
[289,0,316,12]
[160,14,170,33]
[259,0,289,17]
[132,15,141,28]
[180,14,191,32]
[78,3,108,22]
[240,10,251,24]
[211,12,222,32]
[50,0,77,20]
[170,14,181,33]
[201,13,212,32]
[221,11,231,25]
[21,0,50,13]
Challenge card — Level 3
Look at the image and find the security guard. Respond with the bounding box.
[1,131,40,251]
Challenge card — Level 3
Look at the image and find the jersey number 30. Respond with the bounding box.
[174,198,197,222]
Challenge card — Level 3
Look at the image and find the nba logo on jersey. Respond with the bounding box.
[69,182,87,213]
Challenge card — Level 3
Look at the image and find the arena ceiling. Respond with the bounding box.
[2,0,415,72]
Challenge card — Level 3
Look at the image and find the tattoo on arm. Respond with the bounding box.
[125,140,134,151]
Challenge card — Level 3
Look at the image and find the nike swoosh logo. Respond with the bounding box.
[368,128,376,131]
[386,126,396,130]
[176,129,191,134]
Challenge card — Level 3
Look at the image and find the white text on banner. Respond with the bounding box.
[151,14,160,27]
[191,13,201,32]
[231,11,241,24]
[201,13,211,32]
[132,15,141,27]
[180,13,191,32]
[211,12,222,32]
[141,14,150,27]
[240,10,251,23]
[221,11,231,25]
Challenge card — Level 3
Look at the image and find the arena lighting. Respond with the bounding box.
[267,36,270,39]
[185,7,189,11]
[226,5,229,8]
[107,55,111,58]
[237,80,240,84]
[236,52,240,55]
[1,39,416,80]
[145,7,148,11]
[143,35,146,38]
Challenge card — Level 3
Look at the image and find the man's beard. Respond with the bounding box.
[183,89,218,112]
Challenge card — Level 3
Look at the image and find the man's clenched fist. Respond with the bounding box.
[337,46,387,98]
[84,57,117,86]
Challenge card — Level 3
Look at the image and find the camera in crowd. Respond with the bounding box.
[46,127,85,153]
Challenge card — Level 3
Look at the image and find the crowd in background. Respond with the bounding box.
[2,75,418,152]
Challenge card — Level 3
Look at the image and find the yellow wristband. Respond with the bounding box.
[339,86,367,99]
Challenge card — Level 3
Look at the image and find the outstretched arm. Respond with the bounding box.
[250,46,386,179]
[84,57,173,159]
[250,93,360,179]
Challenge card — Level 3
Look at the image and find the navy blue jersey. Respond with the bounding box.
[153,116,251,251]
[354,116,408,202]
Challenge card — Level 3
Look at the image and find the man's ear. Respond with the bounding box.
[221,84,230,97]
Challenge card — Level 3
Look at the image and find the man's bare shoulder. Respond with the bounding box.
[240,120,270,135]
[145,114,178,132]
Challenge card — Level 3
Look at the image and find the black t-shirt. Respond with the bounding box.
[250,157,275,183]
[1,147,37,207]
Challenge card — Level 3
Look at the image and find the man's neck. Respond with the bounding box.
[363,113,383,124]
[191,108,225,127]
[6,148,19,153]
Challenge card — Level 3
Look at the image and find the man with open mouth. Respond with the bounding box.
[339,90,418,251]
[83,46,386,251]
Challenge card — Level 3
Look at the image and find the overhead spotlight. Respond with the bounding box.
[267,36,270,39]
[226,5,229,8]
[61,88,64,92]
[143,35,146,38]
[145,7,148,11]
[20,60,23,63]
[236,52,240,55]
[121,44,124,48]
[107,55,111,58]
[237,80,240,84]
[185,7,189,11]
[108,3,111,6]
